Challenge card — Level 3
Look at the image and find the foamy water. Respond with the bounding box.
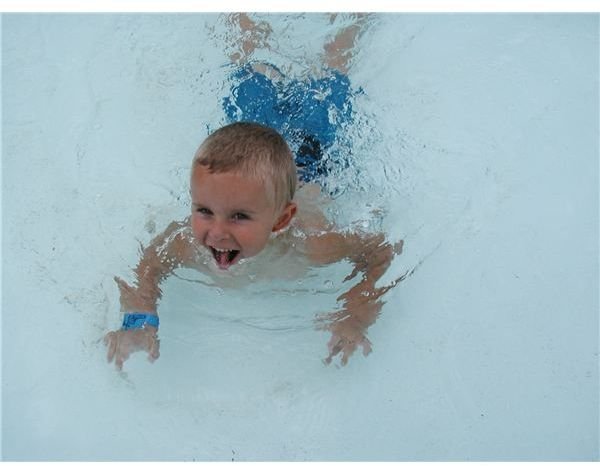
[3,13,598,460]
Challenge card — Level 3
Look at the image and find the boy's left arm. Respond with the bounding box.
[306,231,402,365]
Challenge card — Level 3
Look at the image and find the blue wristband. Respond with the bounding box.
[122,313,159,330]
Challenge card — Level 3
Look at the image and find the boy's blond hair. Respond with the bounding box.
[193,122,297,210]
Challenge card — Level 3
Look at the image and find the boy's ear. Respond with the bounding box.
[272,202,297,232]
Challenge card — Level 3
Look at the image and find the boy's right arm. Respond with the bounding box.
[104,219,196,370]
[118,219,195,312]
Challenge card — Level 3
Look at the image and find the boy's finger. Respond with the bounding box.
[113,276,129,288]
[148,337,160,362]
[327,336,341,354]
[116,352,127,371]
[105,333,116,363]
[341,342,358,366]
[362,338,372,356]
[327,338,344,364]
[114,276,134,297]
[104,331,114,346]
[341,352,349,366]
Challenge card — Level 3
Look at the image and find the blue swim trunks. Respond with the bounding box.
[222,63,360,184]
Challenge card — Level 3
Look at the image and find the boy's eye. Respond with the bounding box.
[196,207,212,215]
[232,212,250,221]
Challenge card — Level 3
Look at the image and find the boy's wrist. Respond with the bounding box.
[121,313,160,331]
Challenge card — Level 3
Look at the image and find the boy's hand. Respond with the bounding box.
[323,317,372,366]
[318,279,386,366]
[104,327,160,371]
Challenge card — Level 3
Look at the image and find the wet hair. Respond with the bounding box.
[193,122,297,210]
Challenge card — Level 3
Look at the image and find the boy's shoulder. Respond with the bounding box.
[291,183,352,265]
[294,182,332,233]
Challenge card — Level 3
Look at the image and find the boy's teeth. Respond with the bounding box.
[210,246,239,269]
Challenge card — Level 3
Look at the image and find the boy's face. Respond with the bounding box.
[190,165,296,270]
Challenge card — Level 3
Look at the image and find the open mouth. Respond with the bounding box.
[209,247,241,270]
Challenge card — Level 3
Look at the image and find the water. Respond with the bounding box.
[3,13,598,460]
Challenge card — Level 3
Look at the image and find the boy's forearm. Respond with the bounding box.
[116,257,166,315]
[335,234,396,328]
[131,255,168,312]
[348,233,394,285]
[118,221,191,314]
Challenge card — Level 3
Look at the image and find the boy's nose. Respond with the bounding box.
[207,221,231,242]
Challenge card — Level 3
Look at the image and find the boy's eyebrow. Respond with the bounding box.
[230,207,259,216]
[191,202,257,215]
[232,207,256,213]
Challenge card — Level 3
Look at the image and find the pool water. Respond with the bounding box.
[2,13,598,460]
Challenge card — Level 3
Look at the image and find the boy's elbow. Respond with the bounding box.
[360,236,397,281]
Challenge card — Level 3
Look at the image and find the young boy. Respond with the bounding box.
[104,122,401,370]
